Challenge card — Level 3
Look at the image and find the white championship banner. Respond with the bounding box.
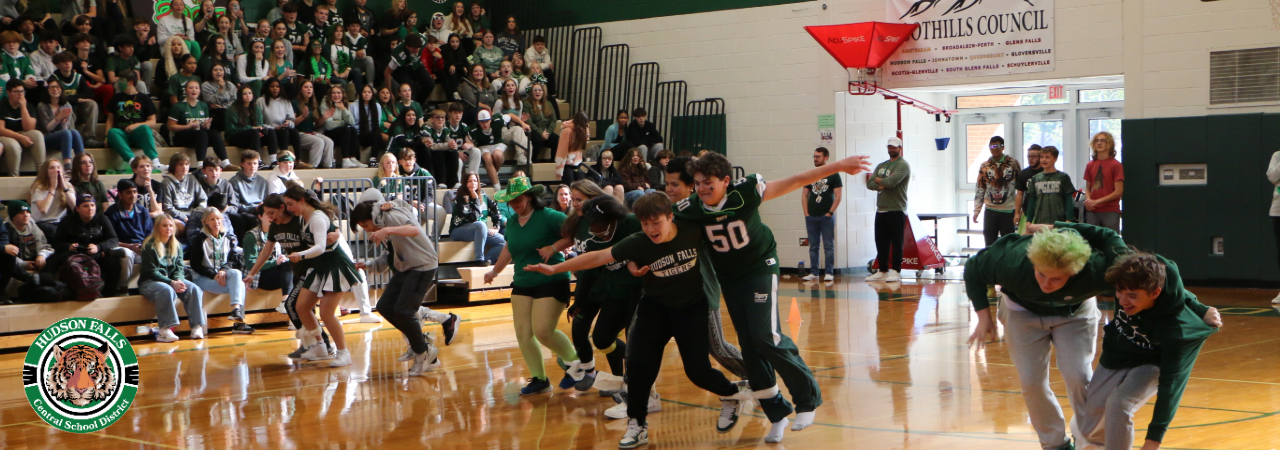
[884,0,1055,81]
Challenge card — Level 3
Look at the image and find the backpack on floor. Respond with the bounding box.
[17,280,69,303]
[60,253,104,301]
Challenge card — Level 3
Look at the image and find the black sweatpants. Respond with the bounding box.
[874,211,906,272]
[171,129,229,162]
[267,127,298,155]
[392,65,437,104]
[430,150,459,188]
[626,298,738,424]
[531,131,559,161]
[227,128,281,157]
[257,263,293,294]
[324,126,359,160]
[983,209,1016,246]
[376,269,436,354]
[571,288,641,376]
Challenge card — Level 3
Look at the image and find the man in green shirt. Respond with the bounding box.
[966,222,1128,450]
[801,147,843,282]
[1075,252,1219,450]
[866,137,910,282]
[526,192,752,449]
[674,151,870,442]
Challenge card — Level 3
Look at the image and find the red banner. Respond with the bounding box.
[805,22,919,69]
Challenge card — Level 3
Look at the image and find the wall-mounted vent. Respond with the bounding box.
[1210,46,1280,105]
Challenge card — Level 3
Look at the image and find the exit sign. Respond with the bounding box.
[1047,85,1065,99]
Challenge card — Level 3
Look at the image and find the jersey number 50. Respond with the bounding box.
[705,221,750,252]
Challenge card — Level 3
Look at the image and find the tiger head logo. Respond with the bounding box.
[45,343,117,407]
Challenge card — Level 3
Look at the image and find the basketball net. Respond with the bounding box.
[848,67,883,95]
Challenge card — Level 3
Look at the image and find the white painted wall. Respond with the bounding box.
[583,0,1280,270]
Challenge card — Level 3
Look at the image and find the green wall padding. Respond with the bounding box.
[1122,113,1280,284]
[670,114,726,156]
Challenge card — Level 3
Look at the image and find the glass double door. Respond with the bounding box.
[962,109,1122,182]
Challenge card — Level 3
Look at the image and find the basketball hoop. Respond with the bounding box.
[849,67,882,95]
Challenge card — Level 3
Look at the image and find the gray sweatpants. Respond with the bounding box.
[1077,364,1159,450]
[999,294,1100,450]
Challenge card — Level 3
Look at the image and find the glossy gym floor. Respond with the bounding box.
[0,275,1276,449]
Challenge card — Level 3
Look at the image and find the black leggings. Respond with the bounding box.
[268,127,299,155]
[560,162,601,186]
[324,126,359,160]
[530,131,559,161]
[626,299,738,424]
[983,209,1016,246]
[171,128,228,162]
[571,287,641,376]
[284,270,332,348]
[376,269,436,354]
[874,211,905,272]
[227,129,280,157]
[358,129,384,158]
[430,150,459,188]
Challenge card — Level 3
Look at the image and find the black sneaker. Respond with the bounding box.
[441,313,459,345]
[232,323,255,334]
[259,161,273,171]
[520,377,552,395]
[368,157,377,168]
[230,306,245,323]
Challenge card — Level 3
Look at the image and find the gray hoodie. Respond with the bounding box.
[161,173,208,222]
[357,188,438,273]
[228,171,270,211]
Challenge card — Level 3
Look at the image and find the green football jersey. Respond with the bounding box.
[673,173,779,281]
[573,214,644,298]
[445,122,470,147]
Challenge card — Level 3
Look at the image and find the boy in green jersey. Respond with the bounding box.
[526,192,751,449]
[674,152,870,442]
[1075,252,1219,450]
[1025,146,1077,224]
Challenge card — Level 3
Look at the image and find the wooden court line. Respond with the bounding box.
[22,421,185,449]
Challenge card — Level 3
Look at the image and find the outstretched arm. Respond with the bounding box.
[525,248,616,275]
[761,155,870,202]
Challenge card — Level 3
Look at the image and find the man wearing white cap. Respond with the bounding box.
[866,137,910,282]
[469,109,508,189]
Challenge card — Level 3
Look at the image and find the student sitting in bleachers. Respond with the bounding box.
[440,33,468,99]
[36,82,85,167]
[47,50,98,148]
[185,189,235,244]
[188,206,253,334]
[298,40,335,98]
[0,31,38,98]
[470,110,507,189]
[105,178,152,291]
[592,150,624,200]
[200,63,236,133]
[198,35,240,88]
[450,171,505,263]
[266,150,303,194]
[292,80,335,169]
[257,78,302,167]
[597,109,632,160]
[29,159,70,236]
[28,31,59,89]
[626,107,664,162]
[618,147,656,205]
[320,84,359,169]
[648,149,673,192]
[12,16,40,55]
[458,63,494,123]
[69,153,105,211]
[126,156,165,217]
[0,200,50,296]
[49,193,123,296]
[524,82,557,162]
[170,79,239,170]
[386,109,427,163]
[238,39,270,98]
[324,26,360,94]
[226,84,282,166]
[470,30,502,80]
[374,150,446,236]
[489,60,515,95]
[242,204,292,297]
[139,213,205,342]
[352,84,383,162]
[228,150,271,210]
[196,156,233,198]
[159,153,209,237]
[385,34,433,105]
[105,72,160,173]
[525,35,556,97]
[0,79,43,176]
[106,35,150,96]
[343,19,374,92]
[443,103,479,188]
[67,33,110,132]
[509,53,531,94]
[388,82,422,123]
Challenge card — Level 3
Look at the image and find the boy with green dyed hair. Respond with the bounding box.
[1026,145,1077,225]
[1074,252,1219,450]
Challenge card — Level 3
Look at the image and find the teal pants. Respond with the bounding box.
[107,126,158,162]
[721,272,822,422]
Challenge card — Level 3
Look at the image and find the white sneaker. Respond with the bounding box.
[865,271,887,281]
[884,270,902,282]
[189,325,205,340]
[329,349,352,367]
[792,411,816,431]
[765,417,790,443]
[154,163,169,172]
[397,346,415,362]
[301,344,334,361]
[358,312,381,323]
[407,345,440,376]
[604,390,659,419]
[156,328,179,342]
[717,397,740,433]
[801,274,817,281]
[618,418,649,449]
[823,274,834,282]
[1272,292,1280,304]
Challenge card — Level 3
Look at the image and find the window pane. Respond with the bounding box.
[1022,121,1064,171]
[966,123,1005,184]
[1080,88,1125,103]
[957,93,1069,109]
[1088,119,1124,162]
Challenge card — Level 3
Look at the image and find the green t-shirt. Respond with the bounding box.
[573,214,643,298]
[610,219,719,310]
[469,125,500,147]
[167,72,202,100]
[504,207,568,287]
[390,100,422,120]
[168,100,211,126]
[673,174,779,281]
[806,173,843,216]
[105,54,141,79]
[1026,171,1076,225]
[387,44,422,71]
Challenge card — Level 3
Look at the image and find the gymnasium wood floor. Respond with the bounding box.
[0,275,1277,449]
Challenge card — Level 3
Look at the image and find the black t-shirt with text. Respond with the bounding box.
[610,219,717,310]
[806,173,842,216]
